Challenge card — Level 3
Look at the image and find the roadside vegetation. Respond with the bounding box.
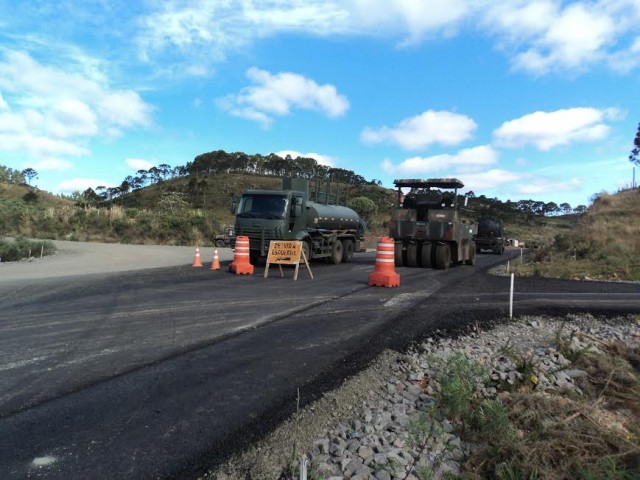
[0,236,56,262]
[511,188,640,282]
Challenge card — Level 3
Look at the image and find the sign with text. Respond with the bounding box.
[264,240,313,281]
[266,241,302,265]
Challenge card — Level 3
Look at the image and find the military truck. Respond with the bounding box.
[475,218,505,254]
[390,178,476,269]
[231,178,365,265]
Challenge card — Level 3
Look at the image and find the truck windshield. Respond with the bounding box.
[236,194,288,219]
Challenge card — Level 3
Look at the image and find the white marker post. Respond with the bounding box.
[509,273,515,319]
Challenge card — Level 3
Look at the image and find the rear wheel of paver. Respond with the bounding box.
[394,242,404,267]
[420,242,432,268]
[434,243,451,270]
[406,243,419,268]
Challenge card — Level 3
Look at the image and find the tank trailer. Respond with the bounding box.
[231,178,365,265]
[390,178,477,269]
[475,218,505,254]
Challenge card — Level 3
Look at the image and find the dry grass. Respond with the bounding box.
[512,189,640,282]
[462,341,640,480]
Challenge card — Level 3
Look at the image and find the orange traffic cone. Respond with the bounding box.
[210,248,221,270]
[229,236,254,275]
[192,246,203,267]
[368,237,400,287]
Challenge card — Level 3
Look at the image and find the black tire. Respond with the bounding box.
[434,243,451,270]
[341,239,354,263]
[406,243,419,268]
[330,239,343,265]
[394,242,404,267]
[465,243,476,265]
[215,239,225,248]
[301,241,311,264]
[420,242,432,268]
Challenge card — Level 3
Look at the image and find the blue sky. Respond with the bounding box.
[1,0,639,208]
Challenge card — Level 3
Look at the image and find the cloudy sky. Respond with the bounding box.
[1,0,639,207]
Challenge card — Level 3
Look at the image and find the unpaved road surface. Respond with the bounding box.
[0,240,235,284]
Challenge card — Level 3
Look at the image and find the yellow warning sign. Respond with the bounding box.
[266,241,302,265]
[264,240,313,281]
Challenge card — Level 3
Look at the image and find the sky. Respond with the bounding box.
[1,0,639,208]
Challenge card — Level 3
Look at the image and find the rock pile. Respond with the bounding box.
[302,314,640,480]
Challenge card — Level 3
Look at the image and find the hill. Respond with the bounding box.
[513,188,640,281]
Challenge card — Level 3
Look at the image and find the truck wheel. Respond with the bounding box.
[215,239,225,248]
[341,239,354,263]
[301,241,311,264]
[420,242,432,268]
[394,242,404,267]
[406,243,419,268]
[434,243,451,270]
[330,239,343,265]
[464,243,476,265]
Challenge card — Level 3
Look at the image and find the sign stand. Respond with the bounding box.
[264,240,313,281]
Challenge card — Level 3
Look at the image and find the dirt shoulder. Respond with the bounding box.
[0,240,235,283]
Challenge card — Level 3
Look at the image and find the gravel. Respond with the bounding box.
[204,313,640,480]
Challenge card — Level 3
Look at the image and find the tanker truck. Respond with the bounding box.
[231,178,365,265]
[475,218,505,254]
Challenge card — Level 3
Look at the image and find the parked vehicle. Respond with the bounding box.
[389,178,476,269]
[231,178,365,265]
[213,225,235,248]
[475,218,505,254]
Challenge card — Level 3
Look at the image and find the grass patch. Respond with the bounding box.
[0,236,56,262]
[459,338,640,480]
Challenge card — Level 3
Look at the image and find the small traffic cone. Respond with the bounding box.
[192,246,203,267]
[210,248,221,270]
[229,236,254,275]
[368,237,400,287]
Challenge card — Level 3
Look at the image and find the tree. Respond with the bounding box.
[630,122,640,166]
[348,196,378,225]
[21,168,38,186]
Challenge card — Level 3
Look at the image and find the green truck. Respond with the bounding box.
[231,178,365,265]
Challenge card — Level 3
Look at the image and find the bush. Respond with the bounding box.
[0,236,56,262]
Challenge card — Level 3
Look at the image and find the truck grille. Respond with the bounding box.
[238,225,284,252]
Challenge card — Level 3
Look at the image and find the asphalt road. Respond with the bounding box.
[0,243,638,479]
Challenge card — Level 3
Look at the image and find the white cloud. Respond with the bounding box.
[220,67,349,127]
[274,150,336,167]
[515,177,582,196]
[381,145,498,175]
[462,169,524,191]
[362,110,477,151]
[493,108,619,151]
[0,91,8,110]
[482,0,638,75]
[57,178,114,194]
[0,49,152,162]
[31,157,74,171]
[350,0,469,44]
[126,158,155,171]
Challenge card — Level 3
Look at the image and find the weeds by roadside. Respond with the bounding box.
[0,235,56,262]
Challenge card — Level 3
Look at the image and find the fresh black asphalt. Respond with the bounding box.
[1,252,638,479]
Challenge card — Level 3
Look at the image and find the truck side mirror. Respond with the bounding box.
[229,198,238,214]
[292,196,303,217]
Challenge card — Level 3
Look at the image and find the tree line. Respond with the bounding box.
[75,150,381,205]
